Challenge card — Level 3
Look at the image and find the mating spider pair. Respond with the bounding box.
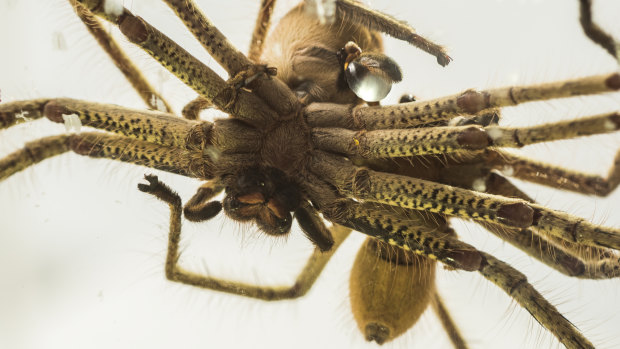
[1,0,614,348]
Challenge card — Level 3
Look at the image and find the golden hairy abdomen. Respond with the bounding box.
[261,3,383,104]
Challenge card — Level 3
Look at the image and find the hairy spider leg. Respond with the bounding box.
[305,73,620,130]
[68,0,173,112]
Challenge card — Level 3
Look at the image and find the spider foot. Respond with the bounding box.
[138,174,180,205]
[137,174,161,193]
[220,64,277,109]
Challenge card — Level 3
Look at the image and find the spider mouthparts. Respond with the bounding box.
[237,192,265,204]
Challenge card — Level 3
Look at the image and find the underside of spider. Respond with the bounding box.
[1,1,620,348]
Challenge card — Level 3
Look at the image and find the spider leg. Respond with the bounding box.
[0,99,216,180]
[221,64,278,109]
[311,150,620,250]
[361,155,619,279]
[305,73,620,129]
[0,99,49,128]
[335,0,451,66]
[0,132,212,181]
[181,64,278,119]
[485,149,620,197]
[312,126,491,157]
[67,0,172,113]
[312,112,619,158]
[480,173,620,279]
[579,0,619,62]
[73,1,278,126]
[306,169,594,347]
[181,96,212,120]
[480,220,620,279]
[158,0,298,116]
[304,174,482,271]
[295,201,335,252]
[477,251,594,349]
[118,14,276,126]
[183,179,225,222]
[138,173,352,300]
[248,0,277,62]
[0,135,70,181]
[0,99,211,150]
[486,112,620,148]
[431,292,468,349]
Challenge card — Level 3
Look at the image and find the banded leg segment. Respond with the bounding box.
[181,97,212,120]
[305,73,620,130]
[479,221,620,279]
[0,135,70,181]
[310,151,620,250]
[313,112,619,158]
[367,155,620,278]
[579,0,620,61]
[160,0,298,115]
[40,99,210,150]
[75,0,278,126]
[68,0,172,112]
[312,126,490,157]
[249,0,277,62]
[0,99,49,128]
[487,112,620,148]
[481,171,620,279]
[336,0,451,66]
[138,173,353,301]
[486,149,620,197]
[0,132,213,181]
[432,292,468,349]
[478,252,594,349]
[117,13,277,126]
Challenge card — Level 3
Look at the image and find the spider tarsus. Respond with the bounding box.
[437,53,452,67]
[137,174,159,193]
[137,174,180,205]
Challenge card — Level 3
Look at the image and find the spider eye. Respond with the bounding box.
[344,54,402,102]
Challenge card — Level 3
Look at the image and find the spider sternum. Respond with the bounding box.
[259,111,312,177]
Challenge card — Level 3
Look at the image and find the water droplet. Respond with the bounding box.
[345,61,392,102]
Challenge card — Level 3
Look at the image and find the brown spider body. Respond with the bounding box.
[1,1,620,348]
[261,3,382,104]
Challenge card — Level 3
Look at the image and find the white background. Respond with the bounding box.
[1,0,620,348]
